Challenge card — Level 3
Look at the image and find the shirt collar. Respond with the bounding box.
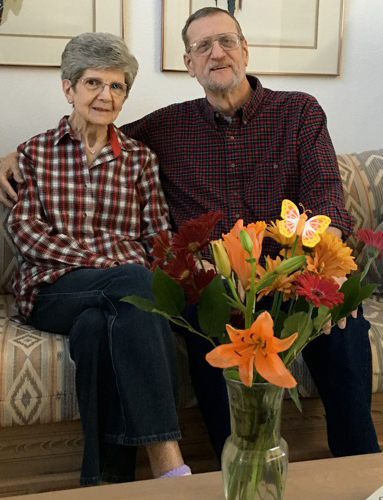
[201,75,264,127]
[54,116,127,158]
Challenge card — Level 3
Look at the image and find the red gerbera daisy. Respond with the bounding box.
[357,228,383,259]
[149,230,174,270]
[184,269,216,304]
[165,252,197,284]
[172,211,223,255]
[294,273,344,309]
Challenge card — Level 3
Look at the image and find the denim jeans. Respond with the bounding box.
[28,264,181,485]
[182,303,380,460]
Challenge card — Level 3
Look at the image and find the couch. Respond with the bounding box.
[1,149,383,496]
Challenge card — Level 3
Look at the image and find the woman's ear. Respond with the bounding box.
[62,79,74,105]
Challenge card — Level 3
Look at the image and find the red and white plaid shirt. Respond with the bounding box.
[7,116,170,317]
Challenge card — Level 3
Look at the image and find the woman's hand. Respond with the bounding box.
[0,152,22,207]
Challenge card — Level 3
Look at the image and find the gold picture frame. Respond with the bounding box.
[162,0,344,76]
[0,0,124,67]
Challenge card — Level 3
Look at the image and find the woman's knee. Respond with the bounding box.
[69,307,108,357]
[104,264,154,299]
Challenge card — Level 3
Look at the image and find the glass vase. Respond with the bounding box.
[222,372,289,500]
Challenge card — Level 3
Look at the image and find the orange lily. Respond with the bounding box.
[206,311,298,388]
[222,220,266,289]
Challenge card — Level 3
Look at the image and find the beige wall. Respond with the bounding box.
[0,0,382,156]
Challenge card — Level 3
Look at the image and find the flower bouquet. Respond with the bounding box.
[122,199,383,500]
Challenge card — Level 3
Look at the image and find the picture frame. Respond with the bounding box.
[162,0,344,76]
[0,0,124,67]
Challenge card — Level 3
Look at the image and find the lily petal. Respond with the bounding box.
[255,350,297,388]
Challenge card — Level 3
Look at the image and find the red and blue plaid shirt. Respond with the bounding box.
[7,116,170,317]
[122,76,353,254]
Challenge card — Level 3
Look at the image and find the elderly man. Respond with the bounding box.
[1,7,380,460]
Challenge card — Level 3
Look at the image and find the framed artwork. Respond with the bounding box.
[162,0,345,76]
[0,0,124,66]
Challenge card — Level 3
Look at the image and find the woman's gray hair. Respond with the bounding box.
[61,32,138,92]
[181,7,244,50]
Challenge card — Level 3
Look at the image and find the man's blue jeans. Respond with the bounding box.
[28,264,181,485]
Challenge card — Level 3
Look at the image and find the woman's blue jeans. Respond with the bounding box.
[28,264,181,485]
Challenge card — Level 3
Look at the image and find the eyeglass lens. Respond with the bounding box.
[81,78,127,96]
[191,33,241,55]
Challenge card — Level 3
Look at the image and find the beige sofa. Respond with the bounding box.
[1,149,383,496]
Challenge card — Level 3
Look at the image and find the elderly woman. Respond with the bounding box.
[6,32,190,485]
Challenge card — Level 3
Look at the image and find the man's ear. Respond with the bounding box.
[62,79,74,104]
[183,53,196,78]
[242,39,249,68]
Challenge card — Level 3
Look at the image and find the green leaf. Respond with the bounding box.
[288,386,302,413]
[281,311,312,366]
[120,295,157,312]
[273,310,287,338]
[313,304,330,331]
[198,275,232,338]
[331,274,377,323]
[152,267,186,316]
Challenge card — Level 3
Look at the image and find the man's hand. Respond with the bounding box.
[322,276,358,334]
[0,152,22,208]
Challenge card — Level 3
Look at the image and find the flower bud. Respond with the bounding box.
[211,239,232,278]
[239,230,253,256]
[275,255,306,275]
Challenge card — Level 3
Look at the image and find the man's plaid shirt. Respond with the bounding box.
[123,76,353,253]
[7,117,170,317]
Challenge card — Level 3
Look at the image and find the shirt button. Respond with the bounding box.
[229,136,235,141]
[230,163,236,168]
[233,191,238,197]
[243,119,248,125]
[273,164,279,169]
[235,213,241,219]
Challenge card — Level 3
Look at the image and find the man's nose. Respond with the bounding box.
[210,39,226,58]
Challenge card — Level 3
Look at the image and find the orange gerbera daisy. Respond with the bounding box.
[306,231,357,278]
[206,312,298,388]
[222,219,266,289]
[265,221,296,247]
[256,256,301,301]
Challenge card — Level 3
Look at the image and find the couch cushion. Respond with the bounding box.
[338,149,383,258]
[0,294,197,427]
[0,206,16,295]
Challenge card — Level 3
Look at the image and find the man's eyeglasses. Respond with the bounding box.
[187,32,244,57]
[79,78,128,97]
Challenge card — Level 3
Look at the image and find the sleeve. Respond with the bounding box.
[7,147,118,269]
[297,96,354,238]
[136,148,171,255]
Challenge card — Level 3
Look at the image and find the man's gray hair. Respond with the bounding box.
[181,7,244,50]
[61,32,138,92]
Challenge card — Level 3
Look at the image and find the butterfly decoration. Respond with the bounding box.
[278,199,331,248]
[214,0,242,16]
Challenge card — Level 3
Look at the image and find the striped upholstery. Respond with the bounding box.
[0,149,382,427]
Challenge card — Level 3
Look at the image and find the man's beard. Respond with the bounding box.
[200,65,243,94]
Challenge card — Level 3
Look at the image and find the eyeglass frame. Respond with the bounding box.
[186,32,245,56]
[77,77,129,97]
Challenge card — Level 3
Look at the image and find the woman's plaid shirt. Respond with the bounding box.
[7,117,170,317]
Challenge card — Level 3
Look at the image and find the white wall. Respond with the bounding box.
[0,0,382,157]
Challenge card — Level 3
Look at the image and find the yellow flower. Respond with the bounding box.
[306,232,357,278]
[211,239,231,278]
[256,256,301,301]
[265,221,296,247]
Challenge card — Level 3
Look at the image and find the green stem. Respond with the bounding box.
[359,256,374,282]
[245,257,257,328]
[168,316,217,347]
